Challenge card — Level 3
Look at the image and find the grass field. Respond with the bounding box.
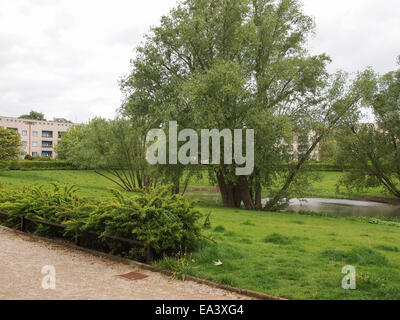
[158,207,400,300]
[188,170,393,200]
[1,169,399,299]
[0,170,115,198]
[305,172,391,200]
[0,169,392,200]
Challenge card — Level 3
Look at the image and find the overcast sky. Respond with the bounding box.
[0,0,399,123]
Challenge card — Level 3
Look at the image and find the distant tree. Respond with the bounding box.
[53,118,72,123]
[55,125,86,160]
[337,57,400,198]
[61,118,155,192]
[19,111,46,121]
[0,127,22,160]
[319,138,346,171]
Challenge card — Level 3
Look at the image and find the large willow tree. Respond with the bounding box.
[336,58,400,199]
[121,0,358,210]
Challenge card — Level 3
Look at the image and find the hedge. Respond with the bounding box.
[303,161,351,172]
[2,160,78,171]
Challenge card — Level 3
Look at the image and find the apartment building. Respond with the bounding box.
[278,131,322,161]
[0,116,78,159]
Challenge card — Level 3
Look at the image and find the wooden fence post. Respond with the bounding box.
[146,245,154,264]
[20,217,26,232]
[74,233,81,246]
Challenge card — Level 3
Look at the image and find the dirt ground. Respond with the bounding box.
[0,226,250,300]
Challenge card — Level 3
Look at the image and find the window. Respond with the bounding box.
[32,152,38,157]
[42,130,53,138]
[33,131,38,137]
[298,145,309,153]
[7,128,18,132]
[41,151,52,158]
[22,141,27,147]
[298,135,309,145]
[32,141,38,147]
[22,130,27,136]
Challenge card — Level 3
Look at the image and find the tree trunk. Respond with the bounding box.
[255,183,262,210]
[217,171,238,208]
[238,176,255,210]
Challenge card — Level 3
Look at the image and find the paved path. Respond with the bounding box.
[0,226,249,300]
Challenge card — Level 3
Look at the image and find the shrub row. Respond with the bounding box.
[303,161,350,172]
[0,184,203,260]
[0,160,78,171]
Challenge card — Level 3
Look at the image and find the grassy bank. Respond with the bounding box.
[158,207,400,299]
[306,172,393,200]
[1,170,399,299]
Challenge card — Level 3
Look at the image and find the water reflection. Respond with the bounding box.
[285,198,400,218]
[186,192,400,218]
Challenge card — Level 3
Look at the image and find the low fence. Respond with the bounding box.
[0,211,154,264]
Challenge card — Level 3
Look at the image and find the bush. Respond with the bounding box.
[0,160,9,171]
[6,160,77,171]
[0,184,203,259]
[304,160,352,172]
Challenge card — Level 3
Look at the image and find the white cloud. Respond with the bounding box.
[0,0,399,123]
[303,0,400,73]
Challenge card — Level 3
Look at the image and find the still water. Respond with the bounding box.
[285,198,400,219]
[186,192,400,219]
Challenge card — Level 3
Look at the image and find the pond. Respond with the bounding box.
[283,198,400,219]
[186,192,400,219]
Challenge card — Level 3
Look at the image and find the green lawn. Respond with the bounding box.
[0,170,115,198]
[159,207,400,299]
[1,169,399,299]
[187,170,394,201]
[305,172,392,200]
[2,169,391,201]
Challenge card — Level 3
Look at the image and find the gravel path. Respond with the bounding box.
[0,226,249,300]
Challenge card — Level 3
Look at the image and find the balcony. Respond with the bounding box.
[298,145,309,153]
[41,151,53,158]
[42,130,53,138]
[42,141,53,148]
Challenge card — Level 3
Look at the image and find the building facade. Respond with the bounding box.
[0,116,78,159]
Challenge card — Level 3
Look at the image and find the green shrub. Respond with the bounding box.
[6,160,78,171]
[0,184,203,259]
[303,160,352,172]
[0,160,9,171]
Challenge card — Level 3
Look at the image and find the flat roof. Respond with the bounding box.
[0,115,81,126]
